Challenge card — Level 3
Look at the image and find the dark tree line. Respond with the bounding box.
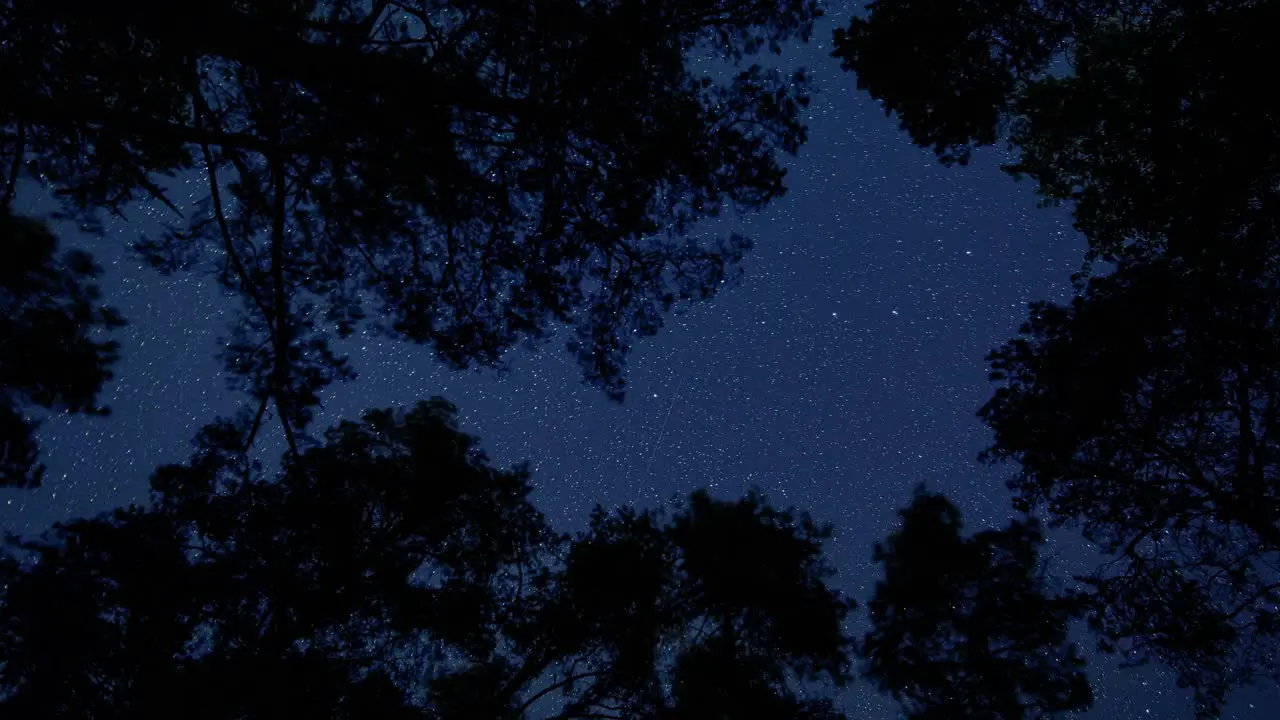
[0,399,856,719]
[0,0,820,459]
[978,242,1280,714]
[837,0,1280,716]
[834,0,1280,272]
[862,489,1090,720]
[0,211,123,487]
[0,2,864,717]
[4,0,1280,717]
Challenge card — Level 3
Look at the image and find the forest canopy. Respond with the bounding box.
[0,399,856,718]
[0,0,821,454]
[2,0,1279,717]
[834,0,1280,715]
[834,0,1280,269]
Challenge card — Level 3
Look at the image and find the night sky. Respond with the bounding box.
[2,5,1277,719]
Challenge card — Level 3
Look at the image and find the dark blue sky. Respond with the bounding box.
[2,6,1276,718]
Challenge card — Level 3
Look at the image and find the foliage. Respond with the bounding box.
[0,210,123,487]
[839,0,1280,712]
[833,0,1280,268]
[980,240,1280,716]
[833,0,1071,167]
[0,397,855,718]
[0,0,821,455]
[861,487,1091,720]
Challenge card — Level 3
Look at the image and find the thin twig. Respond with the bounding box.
[270,126,299,458]
[2,122,25,207]
[243,395,271,453]
[191,72,278,345]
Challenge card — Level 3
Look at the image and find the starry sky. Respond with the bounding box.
[2,5,1277,719]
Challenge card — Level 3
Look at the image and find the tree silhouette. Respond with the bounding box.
[980,242,1280,716]
[838,1,1280,712]
[0,209,123,488]
[1,0,821,456]
[832,0,1280,269]
[0,397,855,718]
[861,487,1091,720]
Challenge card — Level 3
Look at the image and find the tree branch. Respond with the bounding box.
[515,672,602,716]
[3,122,25,207]
[270,141,299,458]
[191,74,277,344]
